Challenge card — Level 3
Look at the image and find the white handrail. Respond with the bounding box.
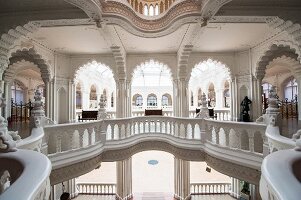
[265,125,296,152]
[260,148,301,200]
[0,149,51,200]
[16,127,44,152]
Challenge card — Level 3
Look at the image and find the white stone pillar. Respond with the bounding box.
[173,79,179,117]
[126,80,132,117]
[230,77,238,121]
[215,86,224,108]
[295,75,301,121]
[68,80,76,122]
[116,79,131,118]
[50,79,55,121]
[3,81,10,119]
[45,81,50,118]
[116,157,133,200]
[252,75,263,121]
[174,78,189,117]
[174,157,190,200]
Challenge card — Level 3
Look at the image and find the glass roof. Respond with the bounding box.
[132,60,172,87]
[75,61,116,91]
[189,59,230,91]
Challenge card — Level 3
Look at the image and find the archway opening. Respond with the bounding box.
[189,59,231,118]
[74,61,116,119]
[4,60,45,137]
[131,60,173,116]
[132,150,174,197]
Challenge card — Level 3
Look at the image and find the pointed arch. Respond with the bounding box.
[5,47,51,83]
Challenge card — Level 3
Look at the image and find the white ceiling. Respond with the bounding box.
[30,22,274,54]
[32,25,111,54]
[193,23,274,52]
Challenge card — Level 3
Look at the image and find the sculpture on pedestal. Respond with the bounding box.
[97,94,108,120]
[240,96,252,122]
[196,93,209,119]
[30,89,46,128]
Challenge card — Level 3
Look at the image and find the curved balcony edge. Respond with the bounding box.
[260,149,301,200]
[0,149,51,200]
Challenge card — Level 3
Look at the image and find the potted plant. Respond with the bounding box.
[240,181,250,200]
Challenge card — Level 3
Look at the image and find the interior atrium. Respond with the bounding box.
[0,0,301,200]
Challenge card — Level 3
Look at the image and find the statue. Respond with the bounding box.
[240,96,252,122]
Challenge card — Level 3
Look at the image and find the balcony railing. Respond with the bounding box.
[77,183,116,195]
[190,182,231,194]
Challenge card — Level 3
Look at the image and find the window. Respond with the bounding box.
[149,5,154,16]
[11,81,24,104]
[262,83,273,99]
[285,79,298,101]
[144,4,148,15]
[190,91,194,106]
[76,84,82,109]
[147,95,157,106]
[90,85,97,100]
[155,4,159,15]
[136,95,143,106]
[162,95,168,106]
[111,92,114,107]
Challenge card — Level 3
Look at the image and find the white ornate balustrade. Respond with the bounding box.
[189,108,230,120]
[39,116,267,184]
[260,147,301,200]
[77,183,116,195]
[190,182,231,194]
[43,120,104,155]
[0,149,51,200]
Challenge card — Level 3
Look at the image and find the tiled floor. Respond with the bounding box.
[73,194,236,200]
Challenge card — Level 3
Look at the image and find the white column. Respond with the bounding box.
[215,86,224,108]
[116,157,132,200]
[68,80,76,122]
[296,75,301,121]
[252,75,263,120]
[116,79,126,118]
[81,89,90,110]
[230,77,238,121]
[3,81,10,119]
[175,78,189,117]
[173,79,179,117]
[174,157,190,200]
[45,81,50,118]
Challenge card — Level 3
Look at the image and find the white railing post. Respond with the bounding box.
[248,132,255,152]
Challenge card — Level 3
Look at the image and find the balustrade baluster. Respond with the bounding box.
[191,125,195,139]
[160,121,163,133]
[215,128,220,145]
[248,132,255,152]
[111,125,114,140]
[225,131,230,147]
[79,132,84,147]
[56,135,62,153]
[88,129,92,145]
[118,126,122,139]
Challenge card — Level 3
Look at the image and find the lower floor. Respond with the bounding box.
[73,194,236,200]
